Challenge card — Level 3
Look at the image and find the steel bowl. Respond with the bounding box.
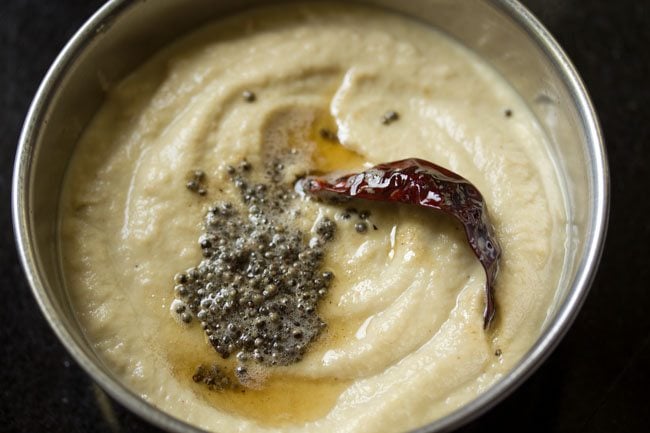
[12,0,609,432]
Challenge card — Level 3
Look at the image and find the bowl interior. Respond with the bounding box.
[14,0,607,432]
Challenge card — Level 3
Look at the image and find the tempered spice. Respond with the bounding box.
[297,157,501,328]
[186,169,207,195]
[242,90,256,102]
[172,159,336,381]
[381,110,399,125]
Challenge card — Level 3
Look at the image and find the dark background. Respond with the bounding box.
[1,1,648,432]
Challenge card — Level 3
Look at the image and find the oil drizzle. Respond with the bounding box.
[164,337,349,426]
[309,114,367,173]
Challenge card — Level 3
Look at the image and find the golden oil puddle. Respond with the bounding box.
[197,371,348,426]
[163,327,350,426]
[309,113,367,173]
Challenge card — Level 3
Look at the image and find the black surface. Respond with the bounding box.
[1,1,648,432]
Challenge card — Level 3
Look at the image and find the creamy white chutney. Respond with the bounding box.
[59,3,567,432]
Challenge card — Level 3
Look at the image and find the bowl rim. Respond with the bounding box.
[12,0,609,432]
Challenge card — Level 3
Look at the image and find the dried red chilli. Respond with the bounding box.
[297,158,500,328]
